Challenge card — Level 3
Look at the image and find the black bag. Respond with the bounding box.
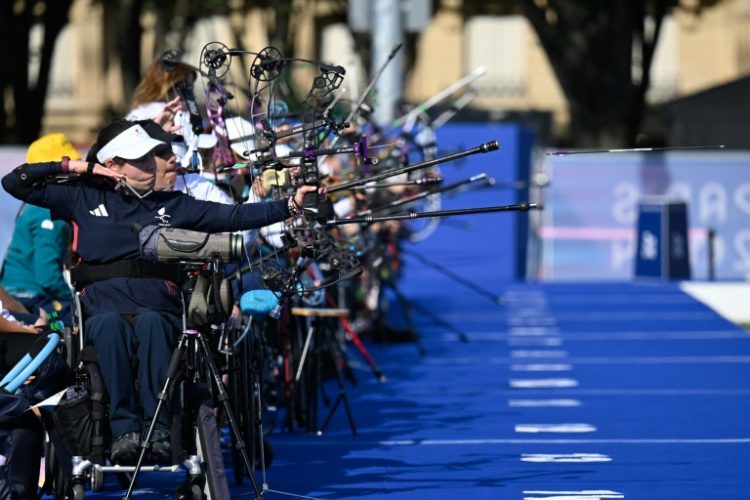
[50,346,107,464]
[51,384,93,457]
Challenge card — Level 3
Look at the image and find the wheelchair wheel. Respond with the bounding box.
[90,466,104,492]
[174,479,205,500]
[71,482,85,500]
[51,457,70,499]
[228,319,277,483]
[227,326,250,485]
[190,483,204,500]
[195,402,231,499]
[43,429,81,500]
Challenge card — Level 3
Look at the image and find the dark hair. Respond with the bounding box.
[135,120,182,144]
[85,146,97,163]
[97,119,135,145]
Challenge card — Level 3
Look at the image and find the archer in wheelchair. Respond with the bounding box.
[47,254,245,500]
[1,118,319,498]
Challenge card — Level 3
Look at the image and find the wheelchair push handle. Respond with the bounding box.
[0,333,61,393]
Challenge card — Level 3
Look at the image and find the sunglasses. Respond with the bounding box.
[153,144,175,158]
[121,145,173,164]
[114,153,153,164]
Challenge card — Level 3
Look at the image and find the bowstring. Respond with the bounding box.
[241,56,301,295]
[197,48,362,297]
[194,54,272,293]
[252,74,296,288]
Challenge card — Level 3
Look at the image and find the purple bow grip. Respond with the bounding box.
[356,137,370,174]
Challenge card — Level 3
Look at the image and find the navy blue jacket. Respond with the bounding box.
[2,162,291,316]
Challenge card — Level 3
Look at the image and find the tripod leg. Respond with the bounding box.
[125,334,188,500]
[386,283,428,355]
[283,320,315,433]
[323,290,386,382]
[281,314,299,433]
[319,360,357,436]
[318,325,357,436]
[319,395,342,435]
[285,318,314,432]
[228,329,245,486]
[295,324,315,383]
[310,323,321,434]
[252,371,270,490]
[227,323,252,486]
[197,334,264,499]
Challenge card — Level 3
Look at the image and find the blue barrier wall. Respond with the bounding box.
[397,123,535,300]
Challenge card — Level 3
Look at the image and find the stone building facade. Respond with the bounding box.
[39,0,750,144]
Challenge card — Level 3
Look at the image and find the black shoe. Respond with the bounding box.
[111,432,140,464]
[148,423,172,464]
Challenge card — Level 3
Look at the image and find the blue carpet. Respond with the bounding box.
[72,281,750,499]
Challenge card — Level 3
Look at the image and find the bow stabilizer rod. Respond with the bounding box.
[328,140,499,193]
[358,173,490,216]
[326,201,541,227]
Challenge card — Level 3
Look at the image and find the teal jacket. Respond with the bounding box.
[0,204,70,300]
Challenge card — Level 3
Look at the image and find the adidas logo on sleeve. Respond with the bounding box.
[89,203,109,217]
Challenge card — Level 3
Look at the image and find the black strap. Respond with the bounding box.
[87,161,96,175]
[70,260,185,287]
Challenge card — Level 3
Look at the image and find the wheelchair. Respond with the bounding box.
[44,259,263,500]
[0,330,72,499]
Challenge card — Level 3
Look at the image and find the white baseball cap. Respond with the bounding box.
[224,116,256,159]
[96,123,166,163]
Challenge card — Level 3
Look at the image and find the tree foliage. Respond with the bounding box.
[2,0,75,144]
[512,0,723,147]
[2,0,295,144]
[2,0,725,147]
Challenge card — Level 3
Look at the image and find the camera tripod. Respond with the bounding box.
[125,327,264,500]
[285,307,357,436]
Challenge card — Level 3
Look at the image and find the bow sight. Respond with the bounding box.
[295,56,347,217]
[281,136,379,166]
